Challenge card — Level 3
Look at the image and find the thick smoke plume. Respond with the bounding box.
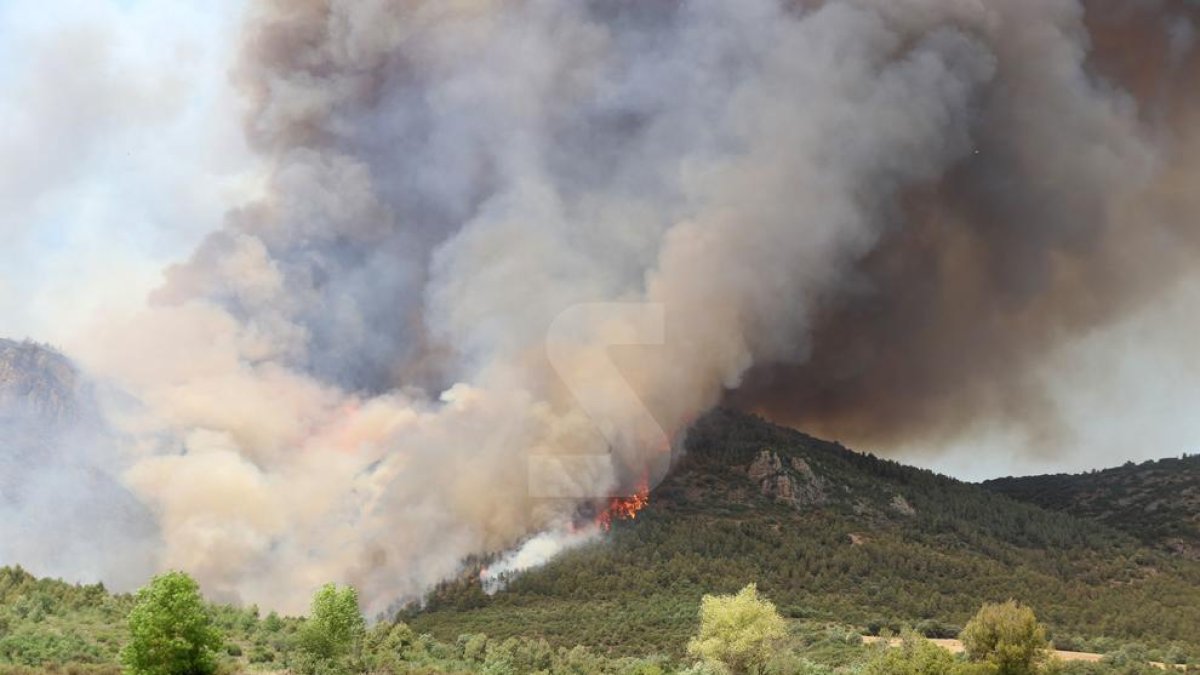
[732,0,1200,450]
[21,0,1199,612]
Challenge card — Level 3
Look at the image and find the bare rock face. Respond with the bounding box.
[747,449,785,482]
[0,339,81,424]
[890,494,917,517]
[0,340,86,477]
[1165,538,1200,561]
[747,449,827,508]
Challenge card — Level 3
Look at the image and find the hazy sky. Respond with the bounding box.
[3,0,1199,484]
[0,0,252,343]
[910,274,1200,480]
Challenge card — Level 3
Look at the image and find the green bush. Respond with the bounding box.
[861,630,993,675]
[291,584,365,675]
[686,584,786,675]
[120,571,222,675]
[960,601,1050,675]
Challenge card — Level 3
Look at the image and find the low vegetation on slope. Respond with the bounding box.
[984,455,1200,559]
[0,566,299,673]
[409,411,1200,658]
[2,566,1195,674]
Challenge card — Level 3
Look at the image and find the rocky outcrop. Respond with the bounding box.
[747,449,827,508]
[890,494,917,517]
[0,339,81,425]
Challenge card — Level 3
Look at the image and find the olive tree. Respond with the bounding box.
[293,583,365,674]
[961,601,1051,675]
[120,571,222,675]
[687,583,786,674]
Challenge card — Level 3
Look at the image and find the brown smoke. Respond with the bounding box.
[730,0,1200,452]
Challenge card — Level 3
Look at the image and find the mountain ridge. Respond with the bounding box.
[983,455,1200,560]
[0,339,81,427]
[407,409,1200,657]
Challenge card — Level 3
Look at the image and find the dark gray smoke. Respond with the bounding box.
[731,0,1200,450]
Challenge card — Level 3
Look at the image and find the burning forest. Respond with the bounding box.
[2,0,1200,619]
[596,485,651,532]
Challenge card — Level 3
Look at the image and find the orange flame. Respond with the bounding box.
[596,483,649,531]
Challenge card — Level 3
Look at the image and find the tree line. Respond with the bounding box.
[4,566,1194,674]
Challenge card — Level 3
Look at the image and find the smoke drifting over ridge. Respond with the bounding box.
[731,0,1200,448]
[13,0,1199,611]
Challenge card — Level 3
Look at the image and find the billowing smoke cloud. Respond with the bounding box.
[10,0,1200,612]
[731,0,1200,452]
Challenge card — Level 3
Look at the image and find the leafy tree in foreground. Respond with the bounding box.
[293,583,365,674]
[686,583,785,674]
[961,601,1052,675]
[120,571,221,675]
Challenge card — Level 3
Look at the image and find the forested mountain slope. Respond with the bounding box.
[408,410,1200,657]
[984,455,1200,559]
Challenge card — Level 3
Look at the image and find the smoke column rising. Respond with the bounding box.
[14,0,1199,612]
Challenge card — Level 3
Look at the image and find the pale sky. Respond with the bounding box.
[0,0,253,344]
[909,275,1200,482]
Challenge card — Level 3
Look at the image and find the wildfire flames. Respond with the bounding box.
[595,483,650,531]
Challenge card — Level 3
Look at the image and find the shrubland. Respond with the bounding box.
[1,568,1195,674]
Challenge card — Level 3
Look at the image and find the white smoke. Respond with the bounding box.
[480,526,602,595]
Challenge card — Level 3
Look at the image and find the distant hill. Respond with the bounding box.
[0,339,157,590]
[0,339,81,426]
[983,456,1200,560]
[0,339,87,475]
[407,410,1200,658]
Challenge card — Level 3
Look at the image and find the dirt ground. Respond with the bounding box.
[860,636,1183,670]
